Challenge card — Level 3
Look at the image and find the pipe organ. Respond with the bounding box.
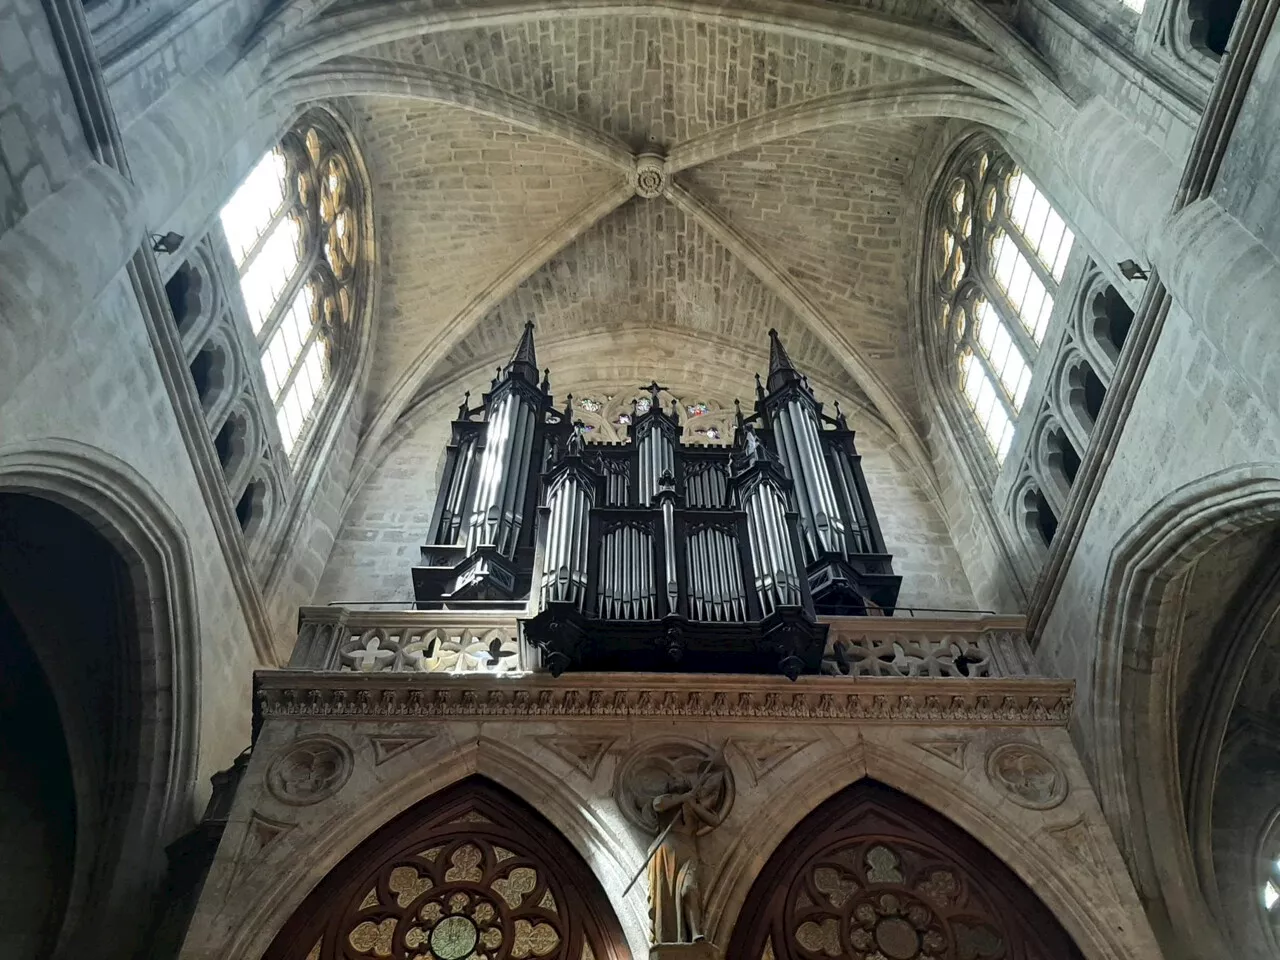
[413,325,902,679]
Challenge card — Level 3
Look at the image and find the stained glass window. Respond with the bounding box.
[220,113,362,461]
[932,147,1074,464]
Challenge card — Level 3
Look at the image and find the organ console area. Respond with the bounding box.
[413,322,901,678]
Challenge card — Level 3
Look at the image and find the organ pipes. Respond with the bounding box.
[540,473,590,609]
[420,325,900,675]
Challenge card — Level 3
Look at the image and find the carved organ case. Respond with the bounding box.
[413,326,902,679]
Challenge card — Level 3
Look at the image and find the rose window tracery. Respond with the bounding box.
[267,781,626,960]
[338,839,566,960]
[731,782,1082,960]
[785,841,1000,960]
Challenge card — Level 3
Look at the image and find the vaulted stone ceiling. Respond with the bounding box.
[273,0,1043,482]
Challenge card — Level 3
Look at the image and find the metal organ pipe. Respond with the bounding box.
[639,427,674,505]
[468,392,514,551]
[502,400,535,554]
[437,434,474,544]
[771,406,815,560]
[772,400,844,559]
[785,401,830,554]
[793,401,845,554]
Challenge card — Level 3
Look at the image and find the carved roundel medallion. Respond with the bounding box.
[985,741,1068,810]
[266,735,353,806]
[631,153,667,200]
[613,738,734,833]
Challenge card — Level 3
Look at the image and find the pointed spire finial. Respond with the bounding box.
[501,320,540,386]
[766,328,806,394]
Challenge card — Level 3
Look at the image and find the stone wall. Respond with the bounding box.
[181,666,1160,960]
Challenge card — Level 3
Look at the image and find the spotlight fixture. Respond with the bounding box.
[1118,259,1149,281]
[150,231,185,254]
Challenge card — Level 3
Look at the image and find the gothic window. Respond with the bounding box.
[220,113,364,460]
[932,148,1075,465]
[729,780,1083,960]
[263,778,628,960]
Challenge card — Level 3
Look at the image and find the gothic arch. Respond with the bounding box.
[727,779,1083,960]
[704,739,1142,960]
[203,736,648,960]
[1093,463,1280,959]
[263,776,632,960]
[0,438,201,957]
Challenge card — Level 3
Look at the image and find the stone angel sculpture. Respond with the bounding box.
[642,749,732,944]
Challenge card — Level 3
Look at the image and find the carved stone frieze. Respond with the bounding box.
[985,741,1068,809]
[255,673,1074,726]
[265,735,353,805]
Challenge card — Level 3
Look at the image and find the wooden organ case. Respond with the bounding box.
[413,324,902,679]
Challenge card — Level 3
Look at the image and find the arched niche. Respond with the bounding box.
[263,776,632,960]
[1092,465,1280,960]
[728,779,1083,959]
[0,441,200,960]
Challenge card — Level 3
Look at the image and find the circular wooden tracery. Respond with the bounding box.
[729,781,1083,960]
[264,778,630,960]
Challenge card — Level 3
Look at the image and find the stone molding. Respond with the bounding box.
[255,671,1073,725]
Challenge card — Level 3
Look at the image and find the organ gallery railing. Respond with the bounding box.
[288,607,1038,680]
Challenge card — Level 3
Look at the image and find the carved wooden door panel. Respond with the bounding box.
[265,777,630,960]
[729,781,1082,960]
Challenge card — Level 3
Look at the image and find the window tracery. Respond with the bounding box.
[220,113,364,460]
[730,781,1082,960]
[568,392,734,446]
[931,149,1074,464]
[264,779,627,960]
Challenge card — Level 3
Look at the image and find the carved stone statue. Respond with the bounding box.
[647,761,727,943]
[614,741,735,948]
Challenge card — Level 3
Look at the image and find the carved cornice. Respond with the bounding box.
[255,671,1073,726]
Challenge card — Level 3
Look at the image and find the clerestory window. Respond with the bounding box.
[933,149,1074,464]
[219,115,362,460]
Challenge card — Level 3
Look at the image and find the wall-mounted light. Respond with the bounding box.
[1118,259,1150,281]
[151,231,184,255]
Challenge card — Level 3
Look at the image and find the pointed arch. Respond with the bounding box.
[263,776,632,960]
[728,778,1082,960]
[1091,463,1280,959]
[0,438,201,957]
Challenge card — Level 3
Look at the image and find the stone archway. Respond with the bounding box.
[0,440,201,960]
[263,776,633,960]
[728,779,1083,960]
[1092,464,1280,959]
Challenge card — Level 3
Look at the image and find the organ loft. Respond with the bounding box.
[412,323,902,678]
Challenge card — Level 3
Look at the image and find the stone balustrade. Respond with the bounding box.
[289,607,1037,679]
